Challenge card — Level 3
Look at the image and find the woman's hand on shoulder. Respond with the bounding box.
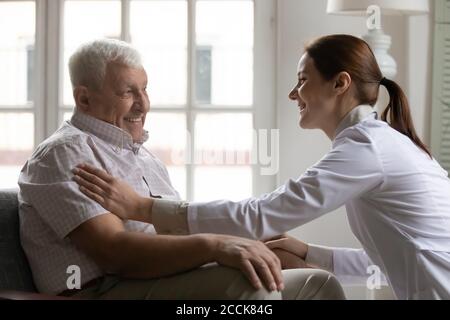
[72,163,153,222]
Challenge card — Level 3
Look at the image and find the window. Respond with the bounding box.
[1,0,276,201]
[0,1,35,189]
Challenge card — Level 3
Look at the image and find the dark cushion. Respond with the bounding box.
[0,189,36,292]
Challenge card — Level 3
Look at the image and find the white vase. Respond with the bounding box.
[362,28,397,79]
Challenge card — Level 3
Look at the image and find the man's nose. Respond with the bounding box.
[135,91,150,111]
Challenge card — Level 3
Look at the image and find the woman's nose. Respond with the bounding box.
[288,86,298,101]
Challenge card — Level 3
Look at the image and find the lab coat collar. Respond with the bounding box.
[334,105,377,139]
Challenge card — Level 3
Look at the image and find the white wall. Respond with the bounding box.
[407,7,434,144]
[275,0,432,299]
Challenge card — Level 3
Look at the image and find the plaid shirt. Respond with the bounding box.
[18,109,180,294]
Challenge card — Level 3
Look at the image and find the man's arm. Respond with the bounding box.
[69,213,284,291]
[69,213,216,278]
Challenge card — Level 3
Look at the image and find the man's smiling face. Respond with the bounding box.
[88,62,150,142]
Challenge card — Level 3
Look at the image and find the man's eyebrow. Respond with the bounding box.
[122,82,143,88]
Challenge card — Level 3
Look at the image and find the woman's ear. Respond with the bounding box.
[334,72,352,96]
[73,86,90,112]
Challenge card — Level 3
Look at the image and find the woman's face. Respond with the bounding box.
[289,53,337,131]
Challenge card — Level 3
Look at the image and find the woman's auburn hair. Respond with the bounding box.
[305,34,431,158]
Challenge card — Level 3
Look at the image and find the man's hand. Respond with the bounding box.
[209,235,284,292]
[72,163,153,223]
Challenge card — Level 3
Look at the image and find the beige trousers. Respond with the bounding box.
[73,264,345,300]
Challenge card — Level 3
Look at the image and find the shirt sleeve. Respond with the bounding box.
[19,137,110,239]
[179,127,385,240]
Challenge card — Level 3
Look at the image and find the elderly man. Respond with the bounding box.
[18,39,344,300]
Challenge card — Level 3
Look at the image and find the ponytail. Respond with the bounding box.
[380,78,431,158]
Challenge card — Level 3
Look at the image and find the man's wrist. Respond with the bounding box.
[136,196,153,223]
[198,234,219,264]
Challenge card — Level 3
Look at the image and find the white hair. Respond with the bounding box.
[68,38,143,91]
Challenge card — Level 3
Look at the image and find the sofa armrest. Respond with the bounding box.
[0,290,74,300]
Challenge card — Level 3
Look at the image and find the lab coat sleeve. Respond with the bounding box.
[307,244,388,286]
[159,127,384,240]
[305,244,334,272]
[332,247,388,286]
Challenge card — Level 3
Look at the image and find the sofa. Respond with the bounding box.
[0,189,68,299]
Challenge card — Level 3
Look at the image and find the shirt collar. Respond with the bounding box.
[334,105,377,139]
[70,108,149,153]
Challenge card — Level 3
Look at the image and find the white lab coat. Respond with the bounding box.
[187,105,450,299]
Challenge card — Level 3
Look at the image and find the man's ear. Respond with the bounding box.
[334,72,352,96]
[73,86,91,112]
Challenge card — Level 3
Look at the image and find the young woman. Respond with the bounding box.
[72,34,450,300]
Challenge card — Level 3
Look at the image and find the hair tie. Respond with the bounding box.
[380,77,388,86]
